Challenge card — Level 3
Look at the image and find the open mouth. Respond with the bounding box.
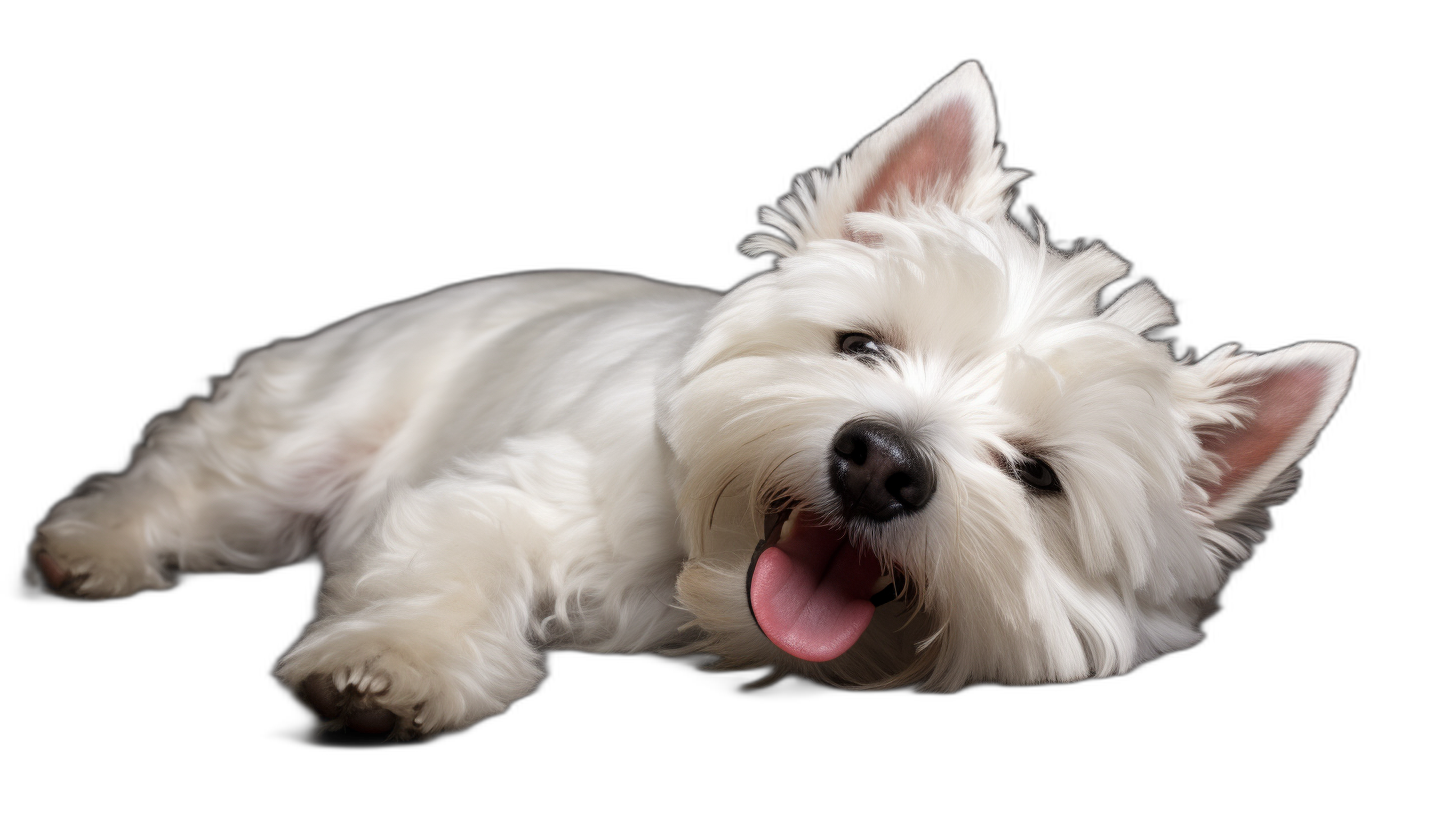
[746,505,904,663]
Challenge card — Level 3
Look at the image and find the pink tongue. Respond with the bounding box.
[749,513,883,662]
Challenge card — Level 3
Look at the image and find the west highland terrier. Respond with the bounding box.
[28,62,1355,738]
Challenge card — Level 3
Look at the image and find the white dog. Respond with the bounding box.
[28,62,1355,738]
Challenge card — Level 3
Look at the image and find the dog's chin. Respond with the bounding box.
[745,505,905,663]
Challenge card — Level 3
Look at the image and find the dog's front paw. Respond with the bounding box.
[278,623,542,739]
[285,650,436,739]
[29,514,174,599]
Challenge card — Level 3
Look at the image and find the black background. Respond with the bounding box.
[5,19,1403,792]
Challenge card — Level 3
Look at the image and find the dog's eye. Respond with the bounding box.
[1014,457,1061,492]
[837,332,885,359]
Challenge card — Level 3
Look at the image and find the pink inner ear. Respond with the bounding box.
[1200,365,1327,505]
[852,101,974,219]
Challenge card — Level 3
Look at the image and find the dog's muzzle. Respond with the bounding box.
[741,421,930,664]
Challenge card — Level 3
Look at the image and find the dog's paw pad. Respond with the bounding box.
[30,538,117,599]
[299,672,345,719]
[33,549,77,593]
[299,671,410,739]
[342,706,398,736]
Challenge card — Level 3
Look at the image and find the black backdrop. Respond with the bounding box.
[11,27,1397,786]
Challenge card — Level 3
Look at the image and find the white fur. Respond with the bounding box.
[29,62,1355,737]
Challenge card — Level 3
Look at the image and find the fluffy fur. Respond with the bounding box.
[27,62,1354,738]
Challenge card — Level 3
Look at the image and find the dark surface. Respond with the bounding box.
[14,28,1409,786]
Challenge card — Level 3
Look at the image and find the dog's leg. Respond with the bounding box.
[274,460,572,738]
[29,340,377,598]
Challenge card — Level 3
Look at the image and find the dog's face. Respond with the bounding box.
[661,63,1354,688]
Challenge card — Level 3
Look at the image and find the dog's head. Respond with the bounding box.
[660,63,1354,688]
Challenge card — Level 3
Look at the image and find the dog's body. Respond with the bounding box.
[28,63,1354,738]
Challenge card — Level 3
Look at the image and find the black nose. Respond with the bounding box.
[828,419,935,522]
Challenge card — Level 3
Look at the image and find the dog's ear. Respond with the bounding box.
[1190,342,1356,530]
[742,61,1027,258]
[838,61,1015,221]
